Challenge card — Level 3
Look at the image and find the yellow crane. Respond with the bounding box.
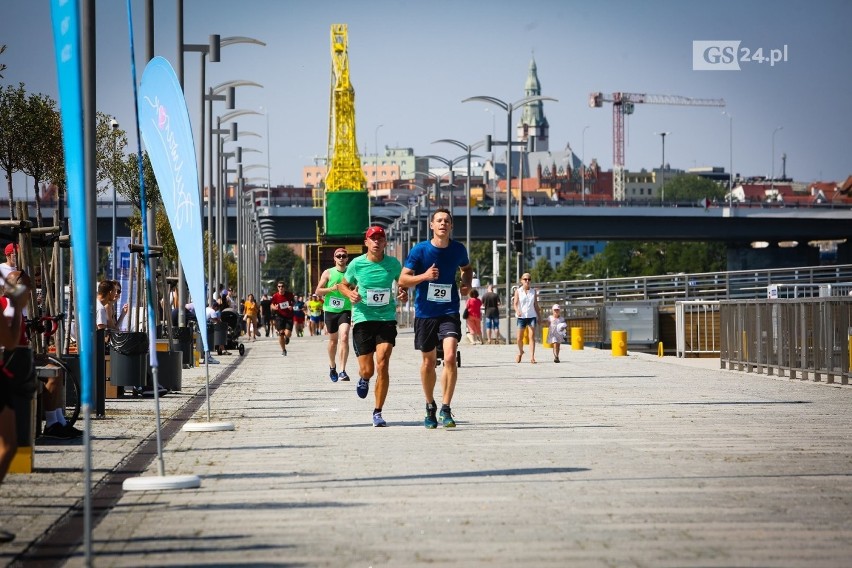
[322,24,369,239]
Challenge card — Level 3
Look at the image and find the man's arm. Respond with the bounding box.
[336,276,361,304]
[314,269,332,297]
[398,264,439,288]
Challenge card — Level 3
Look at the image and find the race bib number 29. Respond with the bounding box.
[427,283,452,303]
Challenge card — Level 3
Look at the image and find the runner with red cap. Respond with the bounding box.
[336,226,407,427]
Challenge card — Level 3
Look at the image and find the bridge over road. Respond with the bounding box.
[4,201,851,246]
[2,332,851,566]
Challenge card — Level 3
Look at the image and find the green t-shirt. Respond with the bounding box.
[323,268,351,313]
[344,253,402,324]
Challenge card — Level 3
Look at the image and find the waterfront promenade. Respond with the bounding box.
[1,330,851,567]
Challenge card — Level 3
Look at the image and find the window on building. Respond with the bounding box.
[555,247,561,256]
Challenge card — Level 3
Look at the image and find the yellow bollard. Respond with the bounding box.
[657,341,664,357]
[611,330,627,356]
[542,327,551,349]
[571,327,584,350]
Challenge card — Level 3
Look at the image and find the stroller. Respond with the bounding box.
[217,308,246,356]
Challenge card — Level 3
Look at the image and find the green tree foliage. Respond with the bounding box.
[0,45,6,78]
[0,82,27,212]
[553,250,586,281]
[262,244,306,295]
[579,240,726,279]
[530,256,555,283]
[467,241,495,285]
[19,92,62,226]
[662,174,726,203]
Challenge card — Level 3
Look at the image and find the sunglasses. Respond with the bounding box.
[521,278,530,281]
[335,254,348,259]
[277,285,284,288]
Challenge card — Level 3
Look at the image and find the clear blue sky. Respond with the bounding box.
[2,0,851,190]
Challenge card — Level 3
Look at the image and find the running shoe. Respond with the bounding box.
[282,349,287,356]
[424,403,438,429]
[42,423,77,440]
[63,423,84,438]
[372,412,387,427]
[329,367,338,383]
[356,378,369,399]
[338,370,350,382]
[439,407,456,428]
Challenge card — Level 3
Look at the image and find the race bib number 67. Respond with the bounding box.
[364,288,390,306]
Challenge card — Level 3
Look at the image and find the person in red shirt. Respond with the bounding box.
[271,280,295,356]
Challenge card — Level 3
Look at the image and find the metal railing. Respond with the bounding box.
[536,264,852,309]
[720,298,851,385]
[675,301,721,357]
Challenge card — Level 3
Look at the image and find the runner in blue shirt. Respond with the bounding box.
[399,208,472,429]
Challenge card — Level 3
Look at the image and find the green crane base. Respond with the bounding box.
[325,190,369,239]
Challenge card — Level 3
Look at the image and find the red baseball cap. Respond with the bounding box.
[334,247,348,255]
[4,243,17,256]
[365,226,385,240]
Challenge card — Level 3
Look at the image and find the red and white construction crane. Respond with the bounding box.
[589,92,726,200]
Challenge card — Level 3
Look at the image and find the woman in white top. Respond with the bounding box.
[512,272,540,363]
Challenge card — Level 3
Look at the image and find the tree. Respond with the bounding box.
[18,92,62,226]
[262,244,306,295]
[467,241,495,285]
[0,83,27,214]
[530,256,555,283]
[662,174,726,203]
[0,45,6,78]
[554,250,586,281]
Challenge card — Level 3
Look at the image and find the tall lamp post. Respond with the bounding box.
[110,117,119,280]
[771,126,783,194]
[462,94,557,345]
[421,154,469,209]
[722,111,733,206]
[433,138,485,253]
[581,125,590,204]
[655,131,670,203]
[374,124,384,196]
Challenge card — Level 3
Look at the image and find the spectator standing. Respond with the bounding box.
[512,272,540,364]
[398,208,472,429]
[465,289,483,345]
[315,248,353,382]
[547,304,567,363]
[243,294,259,340]
[0,243,17,280]
[481,284,502,344]
[337,226,407,427]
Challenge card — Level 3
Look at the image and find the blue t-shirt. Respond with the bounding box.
[404,239,470,318]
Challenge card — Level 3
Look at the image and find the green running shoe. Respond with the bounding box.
[439,407,456,428]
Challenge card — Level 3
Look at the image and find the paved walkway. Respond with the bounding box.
[2,331,851,567]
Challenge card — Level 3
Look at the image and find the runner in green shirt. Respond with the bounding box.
[315,247,353,383]
[337,226,407,427]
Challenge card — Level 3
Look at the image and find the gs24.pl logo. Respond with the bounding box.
[693,41,789,70]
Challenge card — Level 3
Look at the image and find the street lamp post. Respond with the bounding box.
[656,131,670,203]
[462,94,557,345]
[110,118,119,280]
[422,154,470,210]
[722,112,733,206]
[433,139,485,253]
[581,125,590,204]
[374,124,383,196]
[771,126,783,195]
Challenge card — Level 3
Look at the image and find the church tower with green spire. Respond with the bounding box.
[517,57,549,152]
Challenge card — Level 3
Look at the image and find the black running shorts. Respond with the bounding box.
[352,320,397,356]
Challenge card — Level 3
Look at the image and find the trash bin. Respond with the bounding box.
[173,326,195,369]
[109,331,148,387]
[152,340,183,391]
[213,320,228,349]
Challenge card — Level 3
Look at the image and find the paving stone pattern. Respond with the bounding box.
[2,331,851,567]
